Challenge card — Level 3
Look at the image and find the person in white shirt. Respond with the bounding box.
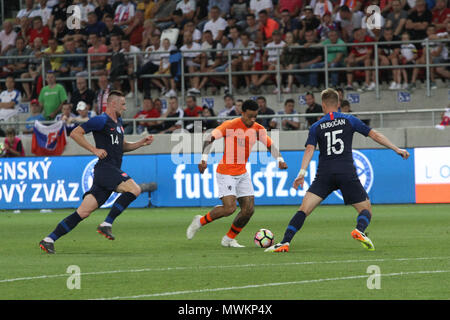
[251,29,285,93]
[0,21,17,56]
[55,102,77,133]
[120,36,142,97]
[180,31,202,94]
[270,98,300,131]
[78,0,96,27]
[16,0,35,24]
[312,0,333,18]
[176,0,196,21]
[75,101,96,123]
[249,0,273,15]
[0,76,21,110]
[238,32,256,91]
[203,6,227,42]
[114,0,136,28]
[29,0,52,26]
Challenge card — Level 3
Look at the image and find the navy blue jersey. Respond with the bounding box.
[81,113,125,169]
[305,112,372,174]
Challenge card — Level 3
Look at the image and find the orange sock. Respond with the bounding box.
[199,212,212,226]
[226,224,243,239]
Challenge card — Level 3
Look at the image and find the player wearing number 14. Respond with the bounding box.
[266,88,410,253]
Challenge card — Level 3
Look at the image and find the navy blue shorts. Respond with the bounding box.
[83,164,131,207]
[308,172,369,205]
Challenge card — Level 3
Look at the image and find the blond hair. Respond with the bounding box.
[321,88,339,107]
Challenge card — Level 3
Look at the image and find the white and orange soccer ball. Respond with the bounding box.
[254,229,274,248]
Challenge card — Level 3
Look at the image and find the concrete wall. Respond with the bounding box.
[3,126,449,157]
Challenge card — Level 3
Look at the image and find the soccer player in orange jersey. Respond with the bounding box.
[186,99,288,247]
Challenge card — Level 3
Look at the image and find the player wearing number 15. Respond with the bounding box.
[39,90,154,254]
[266,88,410,253]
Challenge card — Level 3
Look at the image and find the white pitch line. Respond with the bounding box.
[93,269,450,300]
[1,256,449,284]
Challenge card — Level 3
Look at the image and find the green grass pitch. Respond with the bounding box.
[0,204,449,300]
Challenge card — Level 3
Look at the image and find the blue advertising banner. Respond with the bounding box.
[0,149,415,209]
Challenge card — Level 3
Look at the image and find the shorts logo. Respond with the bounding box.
[333,150,374,200]
[81,158,120,208]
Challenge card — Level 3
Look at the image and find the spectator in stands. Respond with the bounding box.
[218,93,236,120]
[245,13,259,42]
[274,0,303,19]
[23,99,45,134]
[279,9,301,41]
[124,9,146,47]
[335,5,360,43]
[321,29,347,87]
[102,14,125,47]
[95,74,111,115]
[55,102,77,133]
[400,31,418,90]
[340,99,352,113]
[121,36,142,97]
[436,105,450,128]
[159,96,184,134]
[231,0,249,30]
[296,29,324,90]
[21,37,44,101]
[203,6,228,42]
[95,0,114,21]
[2,128,24,157]
[114,0,136,28]
[406,0,432,43]
[229,98,243,116]
[180,31,202,95]
[433,22,450,81]
[251,29,285,94]
[136,32,161,99]
[153,0,178,31]
[184,95,203,132]
[272,98,300,131]
[299,5,321,41]
[237,32,256,93]
[39,71,68,120]
[197,30,227,92]
[84,11,106,37]
[313,0,334,18]
[344,28,375,92]
[16,0,35,25]
[28,16,52,46]
[432,0,450,33]
[17,17,31,46]
[411,24,446,89]
[378,27,402,90]
[258,9,279,44]
[256,96,276,130]
[158,38,177,97]
[207,0,231,17]
[53,18,71,45]
[71,77,96,115]
[58,36,86,92]
[228,26,243,92]
[5,37,32,82]
[43,37,65,73]
[107,34,125,91]
[317,11,339,41]
[176,0,196,21]
[305,91,322,127]
[182,20,202,45]
[385,0,408,37]
[249,0,273,15]
[75,101,96,124]
[0,76,21,110]
[29,0,52,27]
[0,21,17,57]
[126,98,158,134]
[280,32,300,93]
[86,33,109,77]
[202,106,219,131]
[49,0,70,29]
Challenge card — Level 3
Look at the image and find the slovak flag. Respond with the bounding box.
[32,120,67,156]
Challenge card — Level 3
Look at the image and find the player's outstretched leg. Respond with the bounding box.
[186,196,237,240]
[98,180,140,240]
[221,196,254,248]
[39,211,84,254]
[266,192,322,253]
[351,200,375,251]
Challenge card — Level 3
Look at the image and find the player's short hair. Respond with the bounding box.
[321,88,339,107]
[285,98,295,105]
[341,100,351,108]
[242,99,259,112]
[107,90,124,103]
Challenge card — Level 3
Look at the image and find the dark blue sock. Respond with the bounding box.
[356,209,372,232]
[104,192,137,224]
[49,211,83,241]
[281,211,307,244]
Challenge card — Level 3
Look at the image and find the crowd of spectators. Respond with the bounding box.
[0,0,449,141]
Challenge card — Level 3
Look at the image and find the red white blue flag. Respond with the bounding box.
[31,120,67,156]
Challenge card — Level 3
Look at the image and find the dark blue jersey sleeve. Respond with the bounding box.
[81,115,107,133]
[348,115,372,137]
[305,124,318,147]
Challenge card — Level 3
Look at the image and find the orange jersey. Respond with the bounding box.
[211,117,273,176]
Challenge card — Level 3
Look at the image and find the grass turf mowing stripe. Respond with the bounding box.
[92,270,450,300]
[1,256,448,284]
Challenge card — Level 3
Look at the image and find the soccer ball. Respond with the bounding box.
[254,229,274,248]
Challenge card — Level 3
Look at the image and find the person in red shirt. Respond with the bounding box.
[184,95,203,133]
[130,98,161,134]
[275,0,303,19]
[258,9,279,43]
[27,16,51,46]
[432,0,450,32]
[344,28,376,91]
[124,9,145,47]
